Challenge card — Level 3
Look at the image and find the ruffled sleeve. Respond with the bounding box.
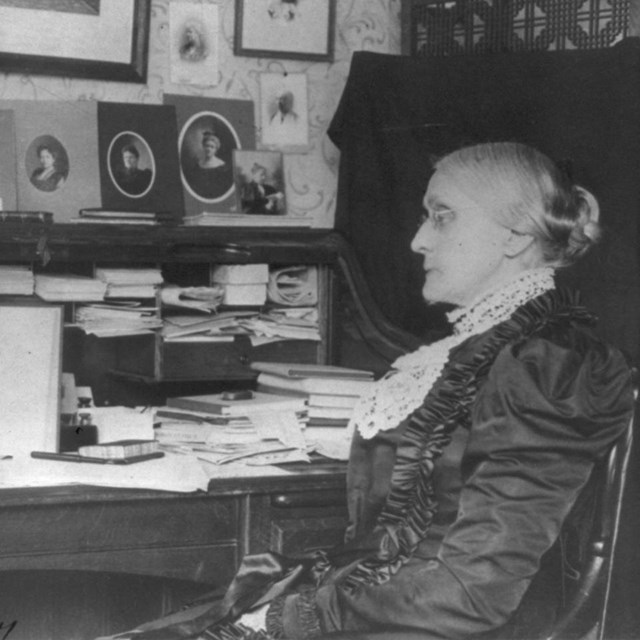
[266,331,634,640]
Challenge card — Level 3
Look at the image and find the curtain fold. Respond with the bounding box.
[328,38,640,364]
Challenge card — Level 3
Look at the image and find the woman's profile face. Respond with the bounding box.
[411,167,513,307]
[39,148,54,168]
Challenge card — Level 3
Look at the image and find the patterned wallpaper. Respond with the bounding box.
[0,0,401,228]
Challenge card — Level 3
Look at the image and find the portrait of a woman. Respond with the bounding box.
[181,117,236,202]
[30,143,67,193]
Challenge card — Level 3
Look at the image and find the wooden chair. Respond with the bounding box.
[546,397,636,640]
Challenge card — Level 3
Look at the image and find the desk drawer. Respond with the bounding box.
[0,544,237,585]
[249,490,348,556]
[2,495,238,555]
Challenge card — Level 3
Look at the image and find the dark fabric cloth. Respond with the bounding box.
[267,293,633,639]
[327,39,640,364]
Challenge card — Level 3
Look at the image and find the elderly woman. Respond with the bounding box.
[108,142,634,640]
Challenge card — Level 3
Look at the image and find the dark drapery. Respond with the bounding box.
[328,38,640,365]
[328,38,640,638]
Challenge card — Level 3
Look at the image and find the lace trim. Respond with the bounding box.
[339,289,593,592]
[353,268,556,439]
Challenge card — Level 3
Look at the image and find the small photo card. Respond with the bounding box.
[233,150,286,216]
[170,1,219,86]
[260,72,309,151]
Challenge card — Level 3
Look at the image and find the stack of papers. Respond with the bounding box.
[241,308,320,342]
[35,274,107,301]
[96,267,164,299]
[74,303,162,337]
[154,391,309,465]
[162,310,257,342]
[160,285,224,313]
[0,265,34,295]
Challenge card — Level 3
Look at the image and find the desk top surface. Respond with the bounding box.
[0,458,347,507]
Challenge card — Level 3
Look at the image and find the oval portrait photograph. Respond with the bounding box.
[179,111,239,203]
[107,132,155,198]
[26,135,69,193]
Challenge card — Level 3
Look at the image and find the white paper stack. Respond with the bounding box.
[0,265,34,295]
[212,264,269,306]
[35,274,107,301]
[75,303,162,337]
[240,307,320,342]
[96,267,164,299]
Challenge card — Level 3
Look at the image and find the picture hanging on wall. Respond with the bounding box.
[233,149,286,216]
[97,102,184,219]
[169,1,219,87]
[8,100,102,223]
[164,94,255,216]
[234,0,335,62]
[260,72,309,151]
[0,0,150,83]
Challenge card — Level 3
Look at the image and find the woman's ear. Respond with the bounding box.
[504,230,536,258]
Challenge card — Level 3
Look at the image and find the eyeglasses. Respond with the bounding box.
[418,208,456,229]
[417,208,531,237]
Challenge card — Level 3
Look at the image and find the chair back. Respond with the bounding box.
[546,388,637,640]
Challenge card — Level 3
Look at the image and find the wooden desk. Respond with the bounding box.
[0,461,347,589]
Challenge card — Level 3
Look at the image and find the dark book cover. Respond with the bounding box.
[97,102,184,220]
[163,95,255,217]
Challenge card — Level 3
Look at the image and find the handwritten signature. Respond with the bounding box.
[0,622,16,639]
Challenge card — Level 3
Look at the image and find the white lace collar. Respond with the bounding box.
[352,267,556,440]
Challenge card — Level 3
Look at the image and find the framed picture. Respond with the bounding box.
[260,72,309,151]
[233,150,286,216]
[234,0,336,62]
[169,1,219,87]
[8,99,102,223]
[0,0,150,83]
[164,94,256,216]
[97,102,184,218]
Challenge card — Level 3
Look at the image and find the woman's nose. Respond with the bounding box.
[411,221,433,254]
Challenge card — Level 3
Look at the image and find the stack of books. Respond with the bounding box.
[74,303,162,337]
[0,265,35,295]
[34,274,107,301]
[251,362,374,428]
[185,212,313,228]
[71,209,178,226]
[78,439,160,459]
[0,211,53,224]
[95,267,164,299]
